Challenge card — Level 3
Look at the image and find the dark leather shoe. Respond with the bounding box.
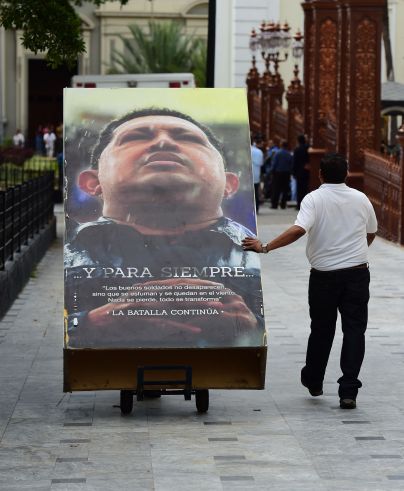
[307,386,323,397]
[301,374,323,397]
[340,398,356,409]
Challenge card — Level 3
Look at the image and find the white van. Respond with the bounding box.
[71,73,195,89]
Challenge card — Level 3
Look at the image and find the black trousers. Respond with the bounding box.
[301,267,370,399]
[254,183,260,212]
[271,172,290,209]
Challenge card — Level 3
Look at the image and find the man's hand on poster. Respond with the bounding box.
[84,278,258,345]
[242,237,267,253]
[243,226,306,253]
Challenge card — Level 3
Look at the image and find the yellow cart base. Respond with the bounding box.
[64,347,267,392]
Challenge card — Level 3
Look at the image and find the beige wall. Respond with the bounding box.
[232,0,280,88]
[239,0,304,91]
[395,0,404,84]
[96,0,208,74]
[3,0,403,138]
[278,0,304,91]
[0,0,208,137]
[220,0,303,88]
[389,0,404,84]
[98,0,204,15]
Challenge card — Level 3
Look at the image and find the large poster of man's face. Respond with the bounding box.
[64,89,266,348]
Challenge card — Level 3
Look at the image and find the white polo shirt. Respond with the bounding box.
[295,183,378,271]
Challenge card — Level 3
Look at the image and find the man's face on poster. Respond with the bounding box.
[80,115,239,211]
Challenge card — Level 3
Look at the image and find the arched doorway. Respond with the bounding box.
[28,59,77,146]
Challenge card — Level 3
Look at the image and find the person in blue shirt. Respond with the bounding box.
[271,141,293,209]
[251,138,264,214]
[263,138,280,200]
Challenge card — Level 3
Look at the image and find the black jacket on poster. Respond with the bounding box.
[65,217,265,348]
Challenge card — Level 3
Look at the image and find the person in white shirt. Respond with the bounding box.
[242,153,377,410]
[43,126,56,157]
[251,138,264,214]
[12,129,25,148]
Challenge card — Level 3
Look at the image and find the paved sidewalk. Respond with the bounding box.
[1,204,404,490]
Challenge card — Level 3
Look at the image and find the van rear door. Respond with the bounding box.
[71,73,195,88]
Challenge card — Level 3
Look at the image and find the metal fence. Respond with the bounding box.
[0,172,54,270]
[0,157,60,188]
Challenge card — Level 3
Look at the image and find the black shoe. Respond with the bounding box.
[301,374,323,397]
[340,398,356,409]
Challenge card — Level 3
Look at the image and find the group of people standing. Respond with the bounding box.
[13,124,63,159]
[35,124,63,158]
[251,134,310,213]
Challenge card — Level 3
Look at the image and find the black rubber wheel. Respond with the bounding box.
[120,390,133,415]
[195,389,209,413]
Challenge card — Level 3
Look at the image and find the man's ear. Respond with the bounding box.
[224,172,239,198]
[78,170,103,196]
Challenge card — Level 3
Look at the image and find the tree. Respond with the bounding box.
[109,21,207,87]
[0,0,128,68]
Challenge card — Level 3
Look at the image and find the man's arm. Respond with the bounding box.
[242,225,306,253]
[367,233,376,246]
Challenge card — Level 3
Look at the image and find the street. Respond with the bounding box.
[1,205,404,490]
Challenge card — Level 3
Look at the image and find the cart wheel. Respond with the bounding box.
[120,390,133,415]
[195,389,209,413]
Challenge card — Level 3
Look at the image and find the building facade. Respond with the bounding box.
[1,0,403,144]
[0,0,208,144]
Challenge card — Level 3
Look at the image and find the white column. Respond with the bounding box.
[100,17,109,75]
[81,30,91,75]
[15,30,25,133]
[214,0,235,87]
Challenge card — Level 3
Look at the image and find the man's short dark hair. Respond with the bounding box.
[297,134,306,145]
[320,153,348,183]
[90,107,227,169]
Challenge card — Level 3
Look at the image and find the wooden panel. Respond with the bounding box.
[302,0,384,191]
[364,150,402,243]
[64,347,267,392]
[272,103,287,143]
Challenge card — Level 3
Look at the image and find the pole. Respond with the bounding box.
[206,0,216,88]
[0,27,4,144]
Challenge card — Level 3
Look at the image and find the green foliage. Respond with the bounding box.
[109,21,207,87]
[191,38,208,88]
[2,137,12,148]
[0,0,128,68]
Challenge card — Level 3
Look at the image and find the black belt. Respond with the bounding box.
[311,263,368,273]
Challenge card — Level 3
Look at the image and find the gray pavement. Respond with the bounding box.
[1,203,404,490]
